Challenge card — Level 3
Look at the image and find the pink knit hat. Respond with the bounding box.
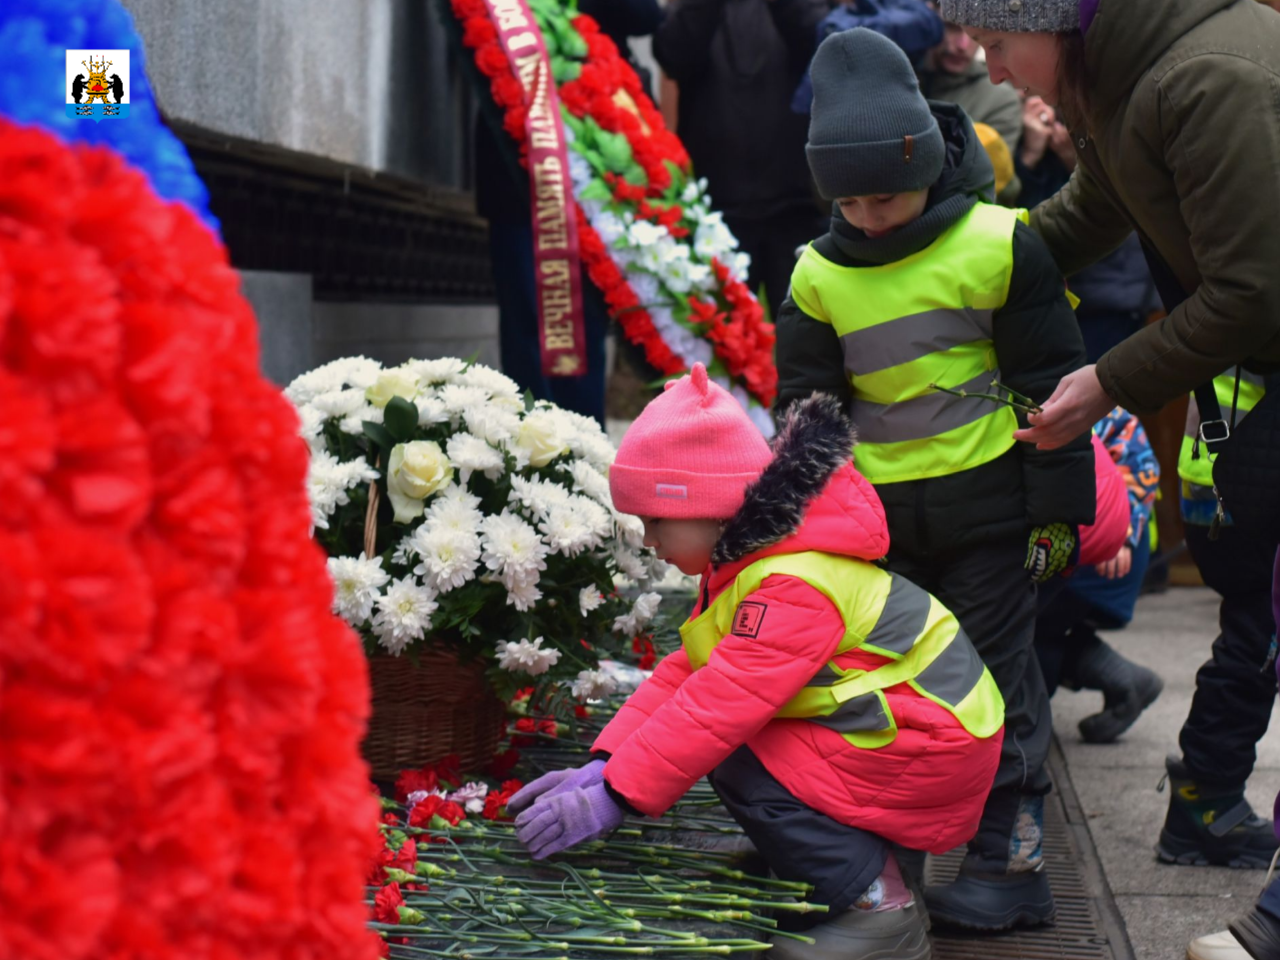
[610,363,773,520]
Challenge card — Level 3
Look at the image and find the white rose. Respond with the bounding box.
[386,440,454,522]
[365,368,420,408]
[512,411,570,468]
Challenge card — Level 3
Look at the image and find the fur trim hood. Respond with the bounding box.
[709,395,890,579]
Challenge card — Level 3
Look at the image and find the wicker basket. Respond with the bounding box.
[363,648,508,781]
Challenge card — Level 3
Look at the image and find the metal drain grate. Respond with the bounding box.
[926,740,1134,960]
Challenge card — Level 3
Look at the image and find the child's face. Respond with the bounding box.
[640,517,722,576]
[837,190,930,238]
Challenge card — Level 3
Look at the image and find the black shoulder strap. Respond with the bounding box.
[1136,237,1231,454]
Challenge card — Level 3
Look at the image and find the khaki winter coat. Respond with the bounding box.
[1030,0,1280,413]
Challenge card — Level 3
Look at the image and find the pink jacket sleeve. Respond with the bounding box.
[591,647,694,755]
[602,575,845,817]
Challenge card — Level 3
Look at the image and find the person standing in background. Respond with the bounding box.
[653,0,832,323]
[917,8,1023,203]
[474,0,664,425]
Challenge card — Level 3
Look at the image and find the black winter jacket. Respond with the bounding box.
[652,0,830,221]
[775,103,1096,555]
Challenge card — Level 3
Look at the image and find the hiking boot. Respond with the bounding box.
[924,866,1055,931]
[767,901,931,960]
[1071,639,1164,744]
[1229,907,1280,960]
[1157,755,1280,868]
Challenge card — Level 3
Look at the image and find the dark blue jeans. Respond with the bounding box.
[488,219,609,425]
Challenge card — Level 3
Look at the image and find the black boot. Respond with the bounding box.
[1069,637,1164,744]
[1157,755,1280,868]
[923,794,1055,931]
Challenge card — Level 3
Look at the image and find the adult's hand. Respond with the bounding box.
[1019,95,1054,168]
[1013,365,1115,450]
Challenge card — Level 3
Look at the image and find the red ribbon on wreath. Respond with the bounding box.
[482,0,587,378]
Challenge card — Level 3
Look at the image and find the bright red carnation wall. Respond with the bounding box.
[0,119,381,960]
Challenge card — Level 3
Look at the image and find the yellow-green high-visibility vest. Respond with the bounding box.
[789,203,1024,484]
[679,551,1004,749]
[1177,369,1268,490]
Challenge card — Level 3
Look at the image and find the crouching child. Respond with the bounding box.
[510,364,1005,959]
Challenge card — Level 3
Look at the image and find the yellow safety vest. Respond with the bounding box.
[680,551,1004,750]
[1177,369,1267,490]
[789,203,1024,484]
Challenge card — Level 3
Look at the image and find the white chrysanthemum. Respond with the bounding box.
[508,476,575,520]
[285,356,382,404]
[371,576,439,655]
[339,402,383,436]
[307,451,379,531]
[638,234,681,276]
[410,526,483,593]
[456,364,522,400]
[579,586,605,617]
[567,150,594,191]
[615,512,646,552]
[540,503,599,558]
[437,383,490,417]
[464,404,522,446]
[505,572,544,612]
[425,484,485,533]
[416,394,450,426]
[626,270,662,307]
[327,553,390,624]
[408,357,467,385]
[572,668,618,701]
[730,250,752,282]
[481,511,550,583]
[297,404,328,454]
[614,591,663,636]
[612,543,650,581]
[448,781,490,815]
[693,211,739,261]
[560,458,612,505]
[495,636,561,675]
[446,433,507,484]
[310,387,368,420]
[628,219,668,248]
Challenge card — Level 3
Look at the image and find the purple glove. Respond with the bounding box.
[507,758,606,815]
[514,781,625,860]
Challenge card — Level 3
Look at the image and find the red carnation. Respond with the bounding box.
[373,883,405,924]
[394,768,438,803]
[0,120,379,960]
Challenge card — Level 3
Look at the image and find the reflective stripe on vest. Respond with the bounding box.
[679,551,1004,749]
[1177,369,1267,489]
[789,203,1023,484]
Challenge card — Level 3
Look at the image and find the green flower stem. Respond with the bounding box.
[928,381,1040,414]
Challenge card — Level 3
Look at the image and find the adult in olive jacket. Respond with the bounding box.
[940,0,1280,450]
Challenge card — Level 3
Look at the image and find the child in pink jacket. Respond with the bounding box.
[511,365,1005,959]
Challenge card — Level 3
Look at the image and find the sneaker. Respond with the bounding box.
[1157,755,1280,868]
[923,865,1055,931]
[1188,930,1254,960]
[767,901,931,960]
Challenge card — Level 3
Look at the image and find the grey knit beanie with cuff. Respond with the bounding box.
[805,28,945,201]
[939,0,1079,34]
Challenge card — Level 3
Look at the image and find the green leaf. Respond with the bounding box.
[384,396,420,442]
[577,178,611,202]
[552,58,581,84]
[362,420,396,453]
[595,128,633,173]
[620,162,647,188]
[523,389,537,412]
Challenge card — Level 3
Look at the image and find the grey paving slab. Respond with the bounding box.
[1052,585,1280,959]
[1117,895,1248,960]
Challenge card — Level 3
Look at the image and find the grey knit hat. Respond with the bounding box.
[805,28,945,200]
[939,0,1079,33]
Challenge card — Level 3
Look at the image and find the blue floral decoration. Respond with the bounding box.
[0,0,218,233]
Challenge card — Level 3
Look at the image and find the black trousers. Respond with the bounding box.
[707,746,887,930]
[1178,524,1279,788]
[723,208,826,324]
[886,537,1052,869]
